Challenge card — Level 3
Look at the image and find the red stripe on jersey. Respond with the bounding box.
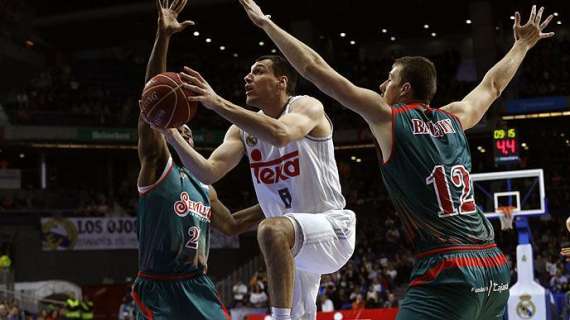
[410,252,507,287]
[383,103,427,165]
[382,106,397,165]
[393,103,423,114]
[249,150,299,168]
[131,289,154,320]
[416,243,498,259]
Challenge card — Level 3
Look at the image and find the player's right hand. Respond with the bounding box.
[561,247,570,258]
[156,0,195,36]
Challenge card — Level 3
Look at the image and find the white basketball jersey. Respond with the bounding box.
[242,96,346,218]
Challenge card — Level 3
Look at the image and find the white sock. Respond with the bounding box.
[271,307,292,320]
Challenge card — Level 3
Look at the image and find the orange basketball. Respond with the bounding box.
[139,72,198,128]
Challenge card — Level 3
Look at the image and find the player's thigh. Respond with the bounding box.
[397,284,479,320]
[477,265,510,320]
[286,210,356,274]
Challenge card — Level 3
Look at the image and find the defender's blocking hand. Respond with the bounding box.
[156,0,195,36]
[513,5,554,49]
[238,0,271,28]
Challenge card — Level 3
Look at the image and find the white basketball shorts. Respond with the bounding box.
[284,209,356,320]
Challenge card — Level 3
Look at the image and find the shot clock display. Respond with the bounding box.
[493,128,520,164]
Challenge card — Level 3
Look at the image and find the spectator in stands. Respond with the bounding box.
[550,268,568,292]
[383,292,399,308]
[79,295,93,320]
[0,254,11,270]
[365,286,380,308]
[7,305,21,320]
[117,294,134,320]
[231,279,248,308]
[351,294,365,310]
[248,282,268,309]
[320,294,334,312]
[0,304,8,319]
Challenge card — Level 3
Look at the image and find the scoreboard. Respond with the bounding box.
[493,128,520,164]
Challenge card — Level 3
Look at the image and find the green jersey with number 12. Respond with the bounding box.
[379,103,494,252]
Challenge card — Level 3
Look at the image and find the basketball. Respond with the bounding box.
[139,72,198,128]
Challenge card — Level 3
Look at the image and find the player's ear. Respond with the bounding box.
[400,82,412,97]
[278,76,288,91]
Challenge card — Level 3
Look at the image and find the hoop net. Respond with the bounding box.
[497,206,517,230]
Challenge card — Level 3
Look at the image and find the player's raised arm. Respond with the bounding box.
[442,5,554,130]
[161,125,245,184]
[237,0,390,124]
[209,186,264,236]
[138,0,195,186]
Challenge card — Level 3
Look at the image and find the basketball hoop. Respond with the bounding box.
[497,206,516,230]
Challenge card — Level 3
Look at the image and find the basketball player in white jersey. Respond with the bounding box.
[158,55,356,320]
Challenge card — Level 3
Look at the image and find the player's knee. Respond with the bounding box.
[257,219,289,248]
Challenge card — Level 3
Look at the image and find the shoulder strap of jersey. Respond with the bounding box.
[138,157,173,195]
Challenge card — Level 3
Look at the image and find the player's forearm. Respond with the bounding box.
[231,204,264,234]
[214,98,290,146]
[212,201,263,236]
[145,31,171,83]
[260,20,329,85]
[481,41,529,99]
[165,134,221,184]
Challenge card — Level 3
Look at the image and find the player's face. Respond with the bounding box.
[177,124,194,148]
[244,59,281,108]
[379,64,404,106]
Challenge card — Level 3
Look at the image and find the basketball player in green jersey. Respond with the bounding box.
[239,2,555,319]
[133,0,264,319]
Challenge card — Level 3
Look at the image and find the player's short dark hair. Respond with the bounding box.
[255,55,298,95]
[394,56,437,104]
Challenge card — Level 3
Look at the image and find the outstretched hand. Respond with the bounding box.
[561,247,570,258]
[156,0,195,36]
[180,67,223,111]
[513,5,554,49]
[238,0,271,28]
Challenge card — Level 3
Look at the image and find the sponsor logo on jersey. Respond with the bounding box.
[174,192,211,222]
[249,149,300,184]
[245,134,258,147]
[470,280,509,296]
[411,118,455,138]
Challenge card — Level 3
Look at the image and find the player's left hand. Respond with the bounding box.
[156,0,195,36]
[238,0,272,28]
[180,66,223,111]
[513,5,555,50]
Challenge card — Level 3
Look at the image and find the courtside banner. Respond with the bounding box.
[246,308,399,320]
[40,217,239,250]
[41,217,138,251]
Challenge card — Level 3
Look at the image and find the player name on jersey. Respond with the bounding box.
[411,118,456,138]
